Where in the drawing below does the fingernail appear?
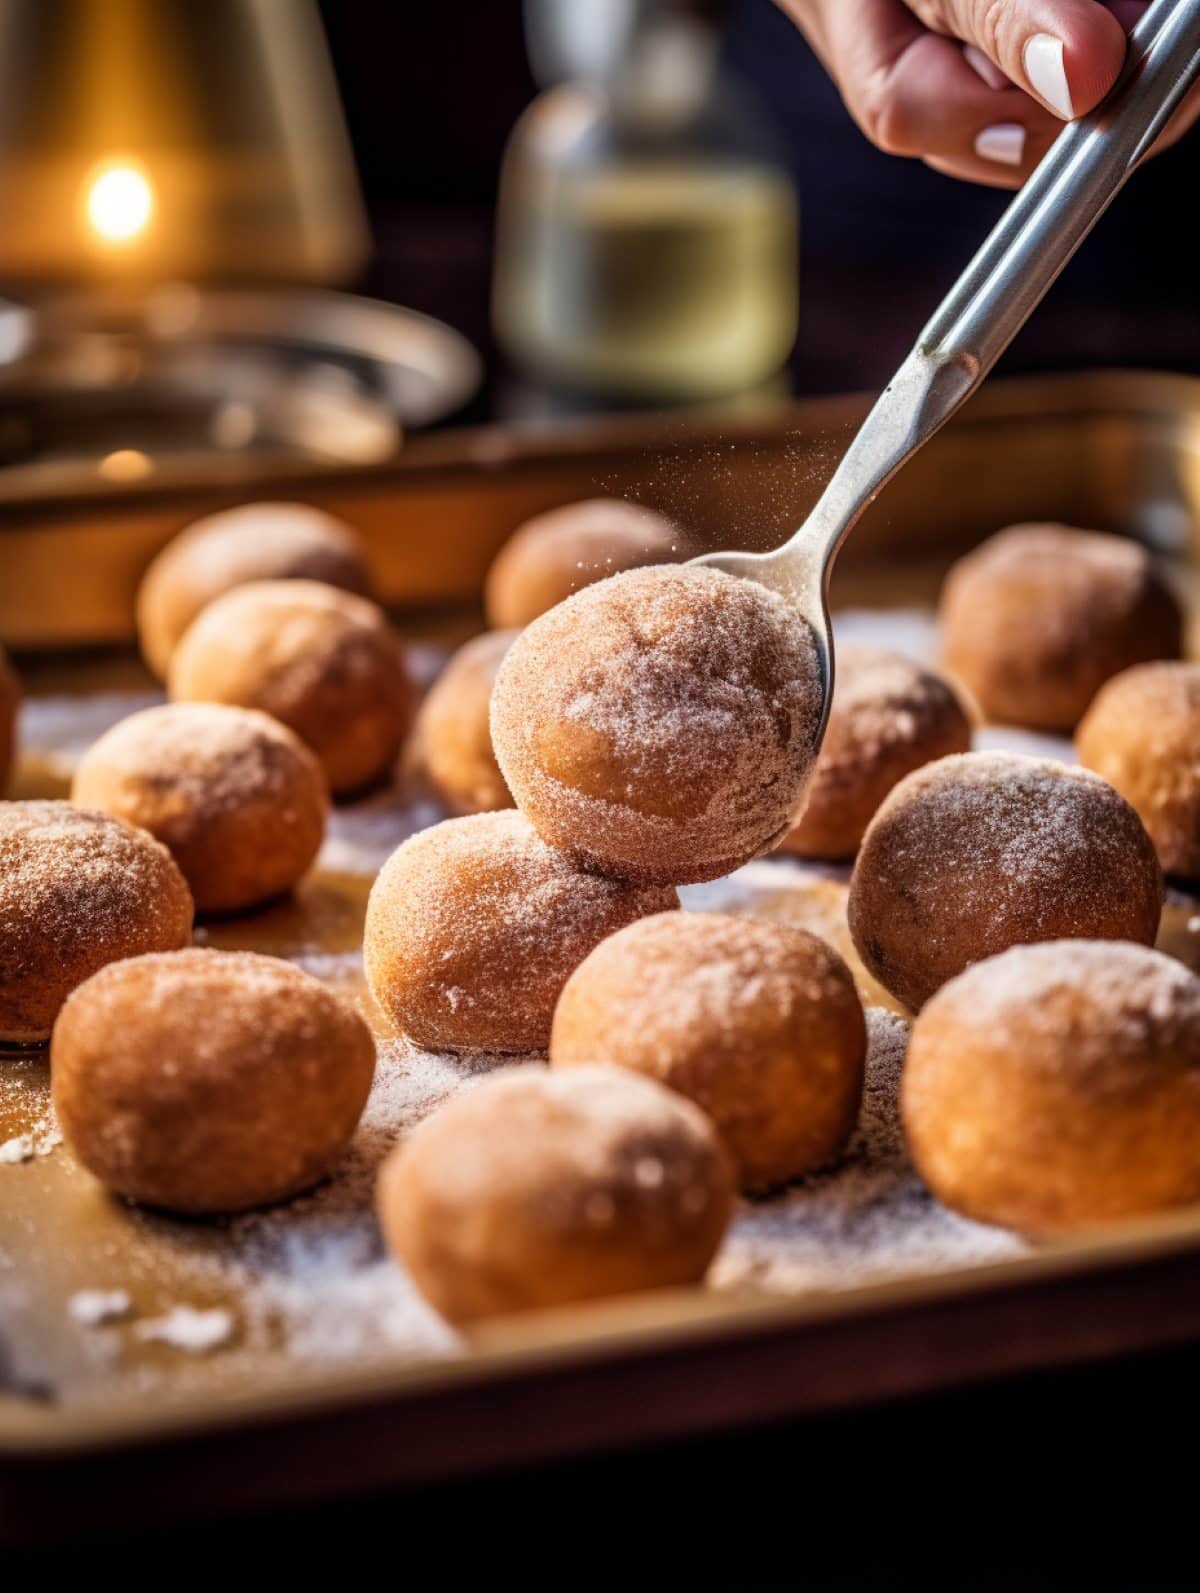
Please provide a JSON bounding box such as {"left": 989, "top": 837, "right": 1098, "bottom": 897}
{"left": 974, "top": 123, "right": 1027, "bottom": 166}
{"left": 1023, "top": 33, "right": 1074, "bottom": 119}
{"left": 964, "top": 45, "right": 1008, "bottom": 91}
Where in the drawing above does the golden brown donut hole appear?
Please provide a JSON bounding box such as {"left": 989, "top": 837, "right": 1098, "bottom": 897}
{"left": 1076, "top": 662, "right": 1200, "bottom": 880}
{"left": 52, "top": 948, "right": 375, "bottom": 1214}
{"left": 377, "top": 1063, "right": 734, "bottom": 1323}
{"left": 137, "top": 502, "right": 374, "bottom": 680}
{"left": 779, "top": 646, "right": 972, "bottom": 861}
{"left": 411, "top": 630, "right": 517, "bottom": 814}
{"left": 848, "top": 752, "right": 1162, "bottom": 1012}
{"left": 491, "top": 565, "right": 824, "bottom": 886}
{"left": 0, "top": 801, "right": 194, "bottom": 1044}
{"left": 551, "top": 911, "right": 865, "bottom": 1191}
{"left": 903, "top": 941, "right": 1200, "bottom": 1237}
{"left": 72, "top": 702, "right": 328, "bottom": 915}
{"left": 168, "top": 579, "right": 415, "bottom": 796}
{"left": 939, "top": 523, "right": 1182, "bottom": 731}
{"left": 484, "top": 498, "right": 683, "bottom": 629}
{"left": 364, "top": 810, "right": 677, "bottom": 1054}
{"left": 0, "top": 643, "right": 18, "bottom": 795}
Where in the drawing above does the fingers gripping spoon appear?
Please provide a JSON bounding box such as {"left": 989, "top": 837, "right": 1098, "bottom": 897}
{"left": 694, "top": 0, "right": 1200, "bottom": 750}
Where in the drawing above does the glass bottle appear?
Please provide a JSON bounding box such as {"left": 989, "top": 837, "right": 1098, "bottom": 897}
{"left": 493, "top": 0, "right": 799, "bottom": 403}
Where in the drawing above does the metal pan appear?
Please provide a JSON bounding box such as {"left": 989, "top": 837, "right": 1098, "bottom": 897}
{"left": 3, "top": 369, "right": 1200, "bottom": 1544}
{"left": 1, "top": 368, "right": 1197, "bottom": 649}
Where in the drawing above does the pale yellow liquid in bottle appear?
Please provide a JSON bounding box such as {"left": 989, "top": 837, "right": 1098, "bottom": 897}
{"left": 495, "top": 158, "right": 798, "bottom": 400}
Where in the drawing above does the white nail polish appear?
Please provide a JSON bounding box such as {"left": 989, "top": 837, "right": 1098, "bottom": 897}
{"left": 975, "top": 123, "right": 1027, "bottom": 166}
{"left": 964, "top": 45, "right": 1008, "bottom": 91}
{"left": 1023, "top": 33, "right": 1074, "bottom": 119}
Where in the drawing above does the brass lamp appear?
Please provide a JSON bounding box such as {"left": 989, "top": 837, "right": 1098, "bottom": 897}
{"left": 0, "top": 1, "right": 480, "bottom": 499}
{"left": 0, "top": 0, "right": 367, "bottom": 284}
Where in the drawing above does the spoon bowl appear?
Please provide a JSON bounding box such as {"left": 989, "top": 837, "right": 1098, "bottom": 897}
{"left": 691, "top": 528, "right": 834, "bottom": 748}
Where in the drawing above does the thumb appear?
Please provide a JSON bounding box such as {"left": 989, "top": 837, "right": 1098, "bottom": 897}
{"left": 921, "top": 0, "right": 1129, "bottom": 119}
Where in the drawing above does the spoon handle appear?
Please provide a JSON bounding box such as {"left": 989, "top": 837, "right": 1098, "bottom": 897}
{"left": 790, "top": 0, "right": 1200, "bottom": 573}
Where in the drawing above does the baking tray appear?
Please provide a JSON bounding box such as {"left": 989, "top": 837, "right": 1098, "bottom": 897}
{"left": 4, "top": 370, "right": 1200, "bottom": 1544}
{"left": 3, "top": 367, "right": 1199, "bottom": 649}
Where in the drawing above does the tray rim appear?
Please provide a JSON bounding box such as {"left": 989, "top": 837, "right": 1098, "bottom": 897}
{"left": 6, "top": 363, "right": 1200, "bottom": 1473}
{"left": 7, "top": 1194, "right": 1200, "bottom": 1460}
{"left": 2, "top": 364, "right": 1199, "bottom": 528}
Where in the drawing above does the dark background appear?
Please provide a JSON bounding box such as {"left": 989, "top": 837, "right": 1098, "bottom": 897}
{"left": 318, "top": 0, "right": 1200, "bottom": 403}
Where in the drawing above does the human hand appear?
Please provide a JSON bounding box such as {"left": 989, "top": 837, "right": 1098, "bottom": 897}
{"left": 775, "top": 1, "right": 1200, "bottom": 187}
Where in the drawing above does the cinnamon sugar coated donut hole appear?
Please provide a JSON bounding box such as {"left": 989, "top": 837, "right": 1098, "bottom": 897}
{"left": 1077, "top": 663, "right": 1200, "bottom": 879}
{"left": 551, "top": 912, "right": 865, "bottom": 1191}
{"left": 0, "top": 802, "right": 193, "bottom": 1043}
{"left": 52, "top": 949, "right": 375, "bottom": 1214}
{"left": 137, "top": 502, "right": 373, "bottom": 679}
{"left": 0, "top": 643, "right": 17, "bottom": 794}
{"left": 848, "top": 753, "right": 1162, "bottom": 1012}
{"left": 364, "top": 810, "right": 676, "bottom": 1054}
{"left": 491, "top": 565, "right": 823, "bottom": 886}
{"left": 377, "top": 1064, "right": 733, "bottom": 1323}
{"left": 484, "top": 498, "right": 683, "bottom": 629}
{"left": 904, "top": 941, "right": 1200, "bottom": 1237}
{"left": 779, "top": 646, "right": 972, "bottom": 860}
{"left": 939, "top": 523, "right": 1182, "bottom": 731}
{"left": 72, "top": 703, "right": 327, "bottom": 914}
{"left": 412, "top": 630, "right": 516, "bottom": 814}
{"left": 168, "top": 579, "right": 415, "bottom": 795}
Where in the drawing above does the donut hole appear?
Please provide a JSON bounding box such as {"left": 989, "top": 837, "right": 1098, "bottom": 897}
{"left": 168, "top": 579, "right": 415, "bottom": 797}
{"left": 377, "top": 1064, "right": 733, "bottom": 1323}
{"left": 904, "top": 941, "right": 1200, "bottom": 1236}
{"left": 848, "top": 751, "right": 1163, "bottom": 1011}
{"left": 72, "top": 702, "right": 328, "bottom": 915}
{"left": 491, "top": 565, "right": 824, "bottom": 885}
{"left": 0, "top": 801, "right": 194, "bottom": 1044}
{"left": 484, "top": 498, "right": 683, "bottom": 629}
{"left": 551, "top": 911, "right": 866, "bottom": 1191}
{"left": 0, "top": 644, "right": 18, "bottom": 796}
{"left": 780, "top": 646, "right": 972, "bottom": 860}
{"left": 52, "top": 949, "right": 376, "bottom": 1214}
{"left": 364, "top": 810, "right": 677, "bottom": 1054}
{"left": 412, "top": 630, "right": 516, "bottom": 815}
{"left": 137, "top": 502, "right": 373, "bottom": 679}
{"left": 939, "top": 523, "right": 1182, "bottom": 731}
{"left": 1077, "top": 661, "right": 1200, "bottom": 880}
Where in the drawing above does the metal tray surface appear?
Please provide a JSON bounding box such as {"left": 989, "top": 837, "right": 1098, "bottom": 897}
{"left": 3, "top": 370, "right": 1200, "bottom": 1539}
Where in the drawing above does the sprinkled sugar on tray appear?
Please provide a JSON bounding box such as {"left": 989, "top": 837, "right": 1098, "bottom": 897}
{"left": 11, "top": 603, "right": 1182, "bottom": 1414}
{"left": 7, "top": 376, "right": 1200, "bottom": 1545}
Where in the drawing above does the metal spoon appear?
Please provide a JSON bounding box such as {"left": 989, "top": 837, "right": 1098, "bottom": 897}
{"left": 694, "top": 0, "right": 1200, "bottom": 750}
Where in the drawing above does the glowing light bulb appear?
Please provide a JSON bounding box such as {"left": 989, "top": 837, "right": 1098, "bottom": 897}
{"left": 98, "top": 449, "right": 153, "bottom": 482}
{"left": 85, "top": 163, "right": 154, "bottom": 243}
